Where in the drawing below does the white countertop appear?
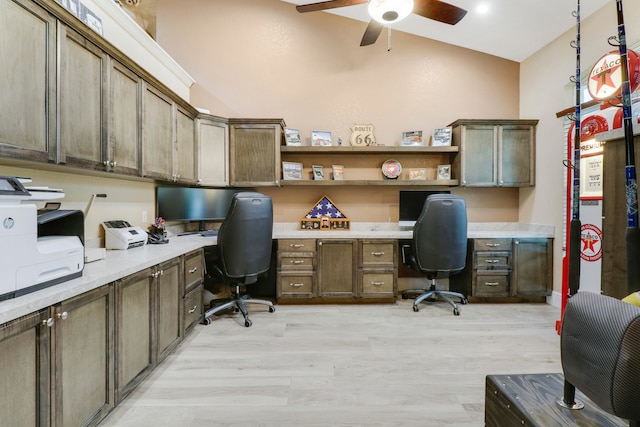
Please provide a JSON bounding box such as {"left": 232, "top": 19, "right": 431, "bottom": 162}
{"left": 0, "top": 222, "right": 554, "bottom": 325}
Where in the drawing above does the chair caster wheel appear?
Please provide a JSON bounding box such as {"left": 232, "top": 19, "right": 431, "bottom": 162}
{"left": 461, "top": 298, "right": 468, "bottom": 305}
{"left": 269, "top": 306, "right": 276, "bottom": 313}
{"left": 402, "top": 293, "right": 408, "bottom": 300}
{"left": 453, "top": 308, "right": 460, "bottom": 316}
{"left": 412, "top": 305, "right": 420, "bottom": 312}
{"left": 202, "top": 317, "right": 212, "bottom": 325}
{"left": 245, "top": 320, "right": 252, "bottom": 327}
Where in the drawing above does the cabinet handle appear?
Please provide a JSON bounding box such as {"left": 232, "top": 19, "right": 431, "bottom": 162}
{"left": 188, "top": 305, "right": 198, "bottom": 314}
{"left": 484, "top": 259, "right": 500, "bottom": 264}
{"left": 103, "top": 160, "right": 109, "bottom": 166}
{"left": 56, "top": 311, "right": 68, "bottom": 320}
{"left": 290, "top": 244, "right": 304, "bottom": 248}
{"left": 290, "top": 260, "right": 305, "bottom": 264}
{"left": 370, "top": 281, "right": 385, "bottom": 286}
{"left": 371, "top": 252, "right": 385, "bottom": 256}
{"left": 483, "top": 282, "right": 500, "bottom": 286}
{"left": 289, "top": 283, "right": 305, "bottom": 287}
{"left": 111, "top": 161, "right": 117, "bottom": 167}
{"left": 189, "top": 267, "right": 198, "bottom": 273}
{"left": 42, "top": 318, "right": 54, "bottom": 327}
{"left": 485, "top": 243, "right": 501, "bottom": 247}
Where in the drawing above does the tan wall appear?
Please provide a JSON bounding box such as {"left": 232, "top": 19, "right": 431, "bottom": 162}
{"left": 154, "top": 0, "right": 522, "bottom": 224}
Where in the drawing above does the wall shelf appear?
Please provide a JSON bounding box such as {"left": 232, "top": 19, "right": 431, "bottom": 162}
{"left": 280, "top": 179, "right": 458, "bottom": 186}
{"left": 281, "top": 146, "right": 459, "bottom": 154}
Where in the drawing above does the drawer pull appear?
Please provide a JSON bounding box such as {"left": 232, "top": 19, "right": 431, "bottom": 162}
{"left": 289, "top": 283, "right": 305, "bottom": 287}
{"left": 371, "top": 251, "right": 385, "bottom": 256}
{"left": 290, "top": 260, "right": 305, "bottom": 264}
{"left": 484, "top": 259, "right": 500, "bottom": 264}
{"left": 483, "top": 282, "right": 500, "bottom": 286}
{"left": 485, "top": 243, "right": 501, "bottom": 247}
{"left": 188, "top": 267, "right": 198, "bottom": 273}
{"left": 188, "top": 305, "right": 198, "bottom": 314}
{"left": 290, "top": 244, "right": 304, "bottom": 248}
{"left": 370, "top": 281, "right": 385, "bottom": 286}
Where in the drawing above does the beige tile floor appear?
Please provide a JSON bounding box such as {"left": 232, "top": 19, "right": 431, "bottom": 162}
{"left": 100, "top": 299, "right": 562, "bottom": 426}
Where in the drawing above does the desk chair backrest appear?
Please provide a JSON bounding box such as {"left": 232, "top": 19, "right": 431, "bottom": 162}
{"left": 561, "top": 291, "right": 640, "bottom": 422}
{"left": 217, "top": 192, "right": 273, "bottom": 285}
{"left": 412, "top": 194, "right": 467, "bottom": 276}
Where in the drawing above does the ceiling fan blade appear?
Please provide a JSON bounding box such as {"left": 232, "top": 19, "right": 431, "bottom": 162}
{"left": 360, "top": 20, "right": 384, "bottom": 46}
{"left": 413, "top": 0, "right": 467, "bottom": 25}
{"left": 296, "top": 0, "right": 368, "bottom": 13}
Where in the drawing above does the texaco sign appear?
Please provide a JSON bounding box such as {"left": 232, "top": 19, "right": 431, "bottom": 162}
{"left": 587, "top": 50, "right": 640, "bottom": 101}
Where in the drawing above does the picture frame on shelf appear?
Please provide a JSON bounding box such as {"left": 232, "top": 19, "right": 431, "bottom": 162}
{"left": 284, "top": 128, "right": 302, "bottom": 146}
{"left": 312, "top": 165, "right": 325, "bottom": 180}
{"left": 432, "top": 127, "right": 452, "bottom": 146}
{"left": 408, "top": 168, "right": 427, "bottom": 180}
{"left": 437, "top": 164, "right": 451, "bottom": 180}
{"left": 332, "top": 165, "right": 344, "bottom": 180}
{"left": 401, "top": 131, "right": 423, "bottom": 146}
{"left": 282, "top": 161, "right": 303, "bottom": 180}
{"left": 311, "top": 130, "right": 333, "bottom": 146}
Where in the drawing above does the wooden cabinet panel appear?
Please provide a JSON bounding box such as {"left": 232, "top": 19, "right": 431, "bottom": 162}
{"left": 156, "top": 258, "right": 182, "bottom": 363}
{"left": 229, "top": 119, "right": 284, "bottom": 186}
{"left": 59, "top": 25, "right": 106, "bottom": 168}
{"left": 184, "top": 284, "right": 203, "bottom": 334}
{"left": 361, "top": 241, "right": 395, "bottom": 266}
{"left": 278, "top": 253, "right": 315, "bottom": 271}
{"left": 474, "top": 274, "right": 510, "bottom": 297}
{"left": 184, "top": 249, "right": 204, "bottom": 293}
{"left": 197, "top": 115, "right": 229, "bottom": 186}
{"left": 54, "top": 285, "right": 114, "bottom": 427}
{"left": 175, "top": 107, "right": 196, "bottom": 183}
{"left": 115, "top": 270, "right": 153, "bottom": 403}
{"left": 512, "top": 238, "right": 552, "bottom": 296}
{"left": 451, "top": 119, "right": 537, "bottom": 187}
{"left": 0, "top": 309, "right": 50, "bottom": 427}
{"left": 108, "top": 59, "right": 140, "bottom": 175}
{"left": 361, "top": 272, "right": 395, "bottom": 298}
{"left": 142, "top": 84, "right": 174, "bottom": 180}
{"left": 317, "top": 239, "right": 357, "bottom": 297}
{"left": 278, "top": 273, "right": 315, "bottom": 297}
{"left": 0, "top": 0, "right": 56, "bottom": 162}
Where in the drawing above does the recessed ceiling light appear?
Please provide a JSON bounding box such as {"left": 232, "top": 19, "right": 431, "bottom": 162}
{"left": 476, "top": 3, "right": 490, "bottom": 14}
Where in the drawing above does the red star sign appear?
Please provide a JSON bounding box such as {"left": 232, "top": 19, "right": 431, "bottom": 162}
{"left": 590, "top": 58, "right": 621, "bottom": 94}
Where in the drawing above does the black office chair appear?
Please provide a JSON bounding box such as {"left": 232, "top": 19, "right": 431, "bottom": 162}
{"left": 203, "top": 192, "right": 275, "bottom": 327}
{"left": 559, "top": 292, "right": 640, "bottom": 426}
{"left": 401, "top": 194, "right": 468, "bottom": 315}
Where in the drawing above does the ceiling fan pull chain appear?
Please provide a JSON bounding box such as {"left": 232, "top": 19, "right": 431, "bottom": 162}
{"left": 387, "top": 27, "right": 392, "bottom": 51}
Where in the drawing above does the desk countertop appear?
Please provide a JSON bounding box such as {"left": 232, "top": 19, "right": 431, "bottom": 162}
{"left": 0, "top": 222, "right": 554, "bottom": 324}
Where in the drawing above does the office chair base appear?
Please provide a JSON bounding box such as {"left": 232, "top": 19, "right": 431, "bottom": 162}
{"left": 203, "top": 294, "right": 275, "bottom": 327}
{"left": 404, "top": 285, "right": 467, "bottom": 316}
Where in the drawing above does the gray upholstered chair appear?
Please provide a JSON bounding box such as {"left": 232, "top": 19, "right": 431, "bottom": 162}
{"left": 401, "top": 194, "right": 468, "bottom": 315}
{"left": 203, "top": 192, "right": 275, "bottom": 327}
{"left": 560, "top": 291, "right": 640, "bottom": 426}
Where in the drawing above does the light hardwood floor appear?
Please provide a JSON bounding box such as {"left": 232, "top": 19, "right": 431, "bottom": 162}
{"left": 100, "top": 300, "right": 562, "bottom": 426}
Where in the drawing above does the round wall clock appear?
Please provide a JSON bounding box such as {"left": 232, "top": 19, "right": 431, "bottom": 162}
{"left": 382, "top": 159, "right": 402, "bottom": 179}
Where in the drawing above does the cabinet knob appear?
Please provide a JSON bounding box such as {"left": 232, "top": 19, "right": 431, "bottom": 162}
{"left": 42, "top": 318, "right": 54, "bottom": 327}
{"left": 111, "top": 161, "right": 117, "bottom": 167}
{"left": 57, "top": 311, "right": 68, "bottom": 320}
{"left": 103, "top": 160, "right": 109, "bottom": 166}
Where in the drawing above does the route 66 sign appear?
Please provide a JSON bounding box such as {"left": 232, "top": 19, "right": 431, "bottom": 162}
{"left": 350, "top": 124, "right": 377, "bottom": 146}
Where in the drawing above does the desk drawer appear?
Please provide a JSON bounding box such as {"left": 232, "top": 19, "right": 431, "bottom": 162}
{"left": 279, "top": 239, "right": 316, "bottom": 252}
{"left": 184, "top": 284, "right": 203, "bottom": 332}
{"left": 474, "top": 274, "right": 509, "bottom": 296}
{"left": 361, "top": 242, "right": 395, "bottom": 266}
{"left": 278, "top": 253, "right": 315, "bottom": 271}
{"left": 475, "top": 253, "right": 511, "bottom": 270}
{"left": 278, "top": 273, "right": 314, "bottom": 297}
{"left": 184, "top": 250, "right": 204, "bottom": 292}
{"left": 474, "top": 239, "right": 511, "bottom": 252}
{"left": 361, "top": 272, "right": 395, "bottom": 297}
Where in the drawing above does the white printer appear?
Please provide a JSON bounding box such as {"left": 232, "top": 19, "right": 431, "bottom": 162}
{"left": 0, "top": 176, "right": 84, "bottom": 301}
{"left": 102, "top": 220, "right": 147, "bottom": 250}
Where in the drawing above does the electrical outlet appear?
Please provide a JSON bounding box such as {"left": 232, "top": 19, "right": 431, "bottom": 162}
{"left": 142, "top": 210, "right": 148, "bottom": 223}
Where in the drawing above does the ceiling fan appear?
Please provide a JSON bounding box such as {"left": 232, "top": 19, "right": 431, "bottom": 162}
{"left": 296, "top": 0, "right": 467, "bottom": 46}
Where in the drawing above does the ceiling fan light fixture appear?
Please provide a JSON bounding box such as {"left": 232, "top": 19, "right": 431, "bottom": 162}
{"left": 368, "top": 0, "right": 414, "bottom": 25}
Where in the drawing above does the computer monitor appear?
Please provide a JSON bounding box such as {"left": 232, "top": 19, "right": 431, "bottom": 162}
{"left": 398, "top": 190, "right": 451, "bottom": 228}
{"left": 156, "top": 186, "right": 244, "bottom": 231}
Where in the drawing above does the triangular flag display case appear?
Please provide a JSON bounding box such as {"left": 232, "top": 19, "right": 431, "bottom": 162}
{"left": 300, "top": 195, "right": 350, "bottom": 231}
